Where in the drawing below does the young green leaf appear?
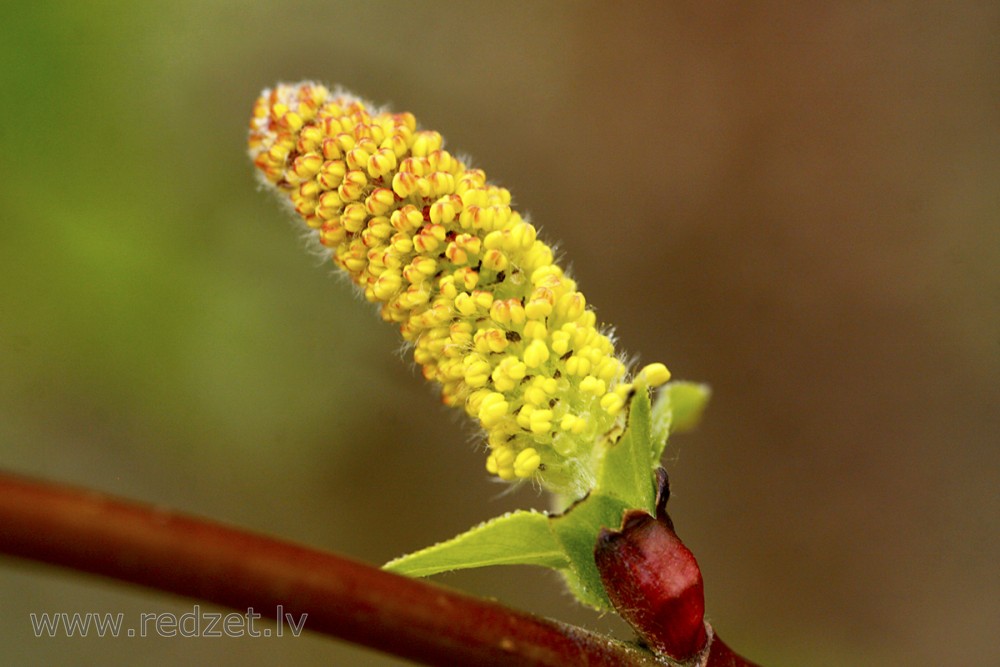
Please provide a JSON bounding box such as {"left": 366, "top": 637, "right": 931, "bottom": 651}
{"left": 383, "top": 510, "right": 568, "bottom": 578}
{"left": 596, "top": 388, "right": 657, "bottom": 515}
{"left": 383, "top": 389, "right": 675, "bottom": 611}
{"left": 650, "top": 382, "right": 711, "bottom": 463}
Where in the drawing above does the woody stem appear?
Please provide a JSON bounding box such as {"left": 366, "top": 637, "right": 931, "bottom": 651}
{"left": 0, "top": 470, "right": 665, "bottom": 667}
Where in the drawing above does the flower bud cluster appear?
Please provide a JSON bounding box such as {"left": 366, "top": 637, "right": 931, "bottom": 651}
{"left": 249, "top": 82, "right": 670, "bottom": 494}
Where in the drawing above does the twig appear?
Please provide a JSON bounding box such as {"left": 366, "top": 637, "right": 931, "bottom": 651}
{"left": 0, "top": 470, "right": 668, "bottom": 666}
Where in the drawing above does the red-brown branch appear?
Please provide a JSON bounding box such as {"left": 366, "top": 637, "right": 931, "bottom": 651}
{"left": 0, "top": 470, "right": 669, "bottom": 666}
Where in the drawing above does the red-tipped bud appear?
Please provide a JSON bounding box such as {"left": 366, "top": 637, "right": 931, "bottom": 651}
{"left": 594, "top": 470, "right": 708, "bottom": 661}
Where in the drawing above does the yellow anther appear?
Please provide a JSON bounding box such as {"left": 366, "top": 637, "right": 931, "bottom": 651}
{"left": 596, "top": 357, "right": 626, "bottom": 383}
{"left": 321, "top": 116, "right": 343, "bottom": 137}
{"left": 455, "top": 233, "right": 481, "bottom": 255}
{"left": 491, "top": 356, "right": 527, "bottom": 392}
{"left": 465, "top": 388, "right": 491, "bottom": 416}
{"left": 523, "top": 320, "right": 548, "bottom": 340}
{"left": 482, "top": 249, "right": 509, "bottom": 273}
{"left": 320, "top": 137, "right": 343, "bottom": 161}
{"left": 453, "top": 293, "right": 475, "bottom": 316}
{"left": 565, "top": 355, "right": 591, "bottom": 377}
{"left": 513, "top": 448, "right": 541, "bottom": 478}
{"left": 454, "top": 267, "right": 479, "bottom": 291}
{"left": 345, "top": 146, "right": 372, "bottom": 171}
{"left": 549, "top": 330, "right": 571, "bottom": 356}
{"left": 529, "top": 409, "right": 554, "bottom": 435}
{"left": 471, "top": 290, "right": 493, "bottom": 311}
{"left": 293, "top": 194, "right": 317, "bottom": 218}
{"left": 317, "top": 160, "right": 347, "bottom": 190}
{"left": 463, "top": 354, "right": 492, "bottom": 388}
{"left": 478, "top": 392, "right": 509, "bottom": 428}
{"left": 297, "top": 125, "right": 324, "bottom": 153}
{"left": 361, "top": 217, "right": 393, "bottom": 247}
{"left": 427, "top": 149, "right": 455, "bottom": 173}
{"left": 372, "top": 270, "right": 402, "bottom": 301}
{"left": 445, "top": 241, "right": 469, "bottom": 266}
{"left": 448, "top": 320, "right": 474, "bottom": 347}
{"left": 289, "top": 152, "right": 323, "bottom": 182}
{"left": 391, "top": 233, "right": 413, "bottom": 254}
{"left": 531, "top": 265, "right": 562, "bottom": 286}
{"left": 636, "top": 362, "right": 671, "bottom": 388}
{"left": 399, "top": 156, "right": 427, "bottom": 176}
{"left": 367, "top": 147, "right": 398, "bottom": 178}
{"left": 320, "top": 223, "right": 347, "bottom": 247}
{"left": 334, "top": 131, "right": 356, "bottom": 153}
{"left": 510, "top": 221, "right": 537, "bottom": 249}
{"left": 430, "top": 198, "right": 458, "bottom": 225}
{"left": 392, "top": 170, "right": 419, "bottom": 198}
{"left": 482, "top": 230, "right": 504, "bottom": 250}
{"left": 560, "top": 414, "right": 587, "bottom": 435}
{"left": 613, "top": 383, "right": 633, "bottom": 399}
{"left": 521, "top": 242, "right": 554, "bottom": 272}
{"left": 411, "top": 130, "right": 443, "bottom": 157}
{"left": 516, "top": 405, "right": 534, "bottom": 429}
{"left": 474, "top": 328, "right": 509, "bottom": 354}
{"left": 341, "top": 203, "right": 368, "bottom": 233}
{"left": 393, "top": 111, "right": 417, "bottom": 132}
{"left": 403, "top": 256, "right": 438, "bottom": 284}
{"left": 338, "top": 170, "right": 368, "bottom": 202}
{"left": 524, "top": 298, "right": 553, "bottom": 321}
{"left": 523, "top": 339, "right": 550, "bottom": 369}
{"left": 555, "top": 292, "right": 586, "bottom": 322}
{"left": 486, "top": 444, "right": 516, "bottom": 479}
{"left": 389, "top": 205, "right": 423, "bottom": 232}
{"left": 299, "top": 179, "right": 320, "bottom": 201}
{"left": 581, "top": 346, "right": 604, "bottom": 365}
{"left": 438, "top": 275, "right": 457, "bottom": 299}
{"left": 427, "top": 172, "right": 456, "bottom": 198}
{"left": 282, "top": 111, "right": 304, "bottom": 131}
{"left": 365, "top": 188, "right": 396, "bottom": 216}
{"left": 384, "top": 132, "right": 410, "bottom": 158}
{"left": 460, "top": 205, "right": 496, "bottom": 230}
{"left": 396, "top": 285, "right": 430, "bottom": 309}
{"left": 413, "top": 224, "right": 446, "bottom": 254}
{"left": 600, "top": 392, "right": 625, "bottom": 416}
{"left": 579, "top": 375, "right": 606, "bottom": 397}
{"left": 489, "top": 298, "right": 526, "bottom": 327}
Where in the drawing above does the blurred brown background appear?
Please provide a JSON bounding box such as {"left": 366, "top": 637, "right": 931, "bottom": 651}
{"left": 1, "top": 2, "right": 997, "bottom": 665}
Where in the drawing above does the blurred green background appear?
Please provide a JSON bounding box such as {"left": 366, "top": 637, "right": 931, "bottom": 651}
{"left": 1, "top": 2, "right": 997, "bottom": 665}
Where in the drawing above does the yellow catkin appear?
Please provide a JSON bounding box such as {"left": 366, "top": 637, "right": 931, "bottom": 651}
{"left": 249, "top": 82, "right": 670, "bottom": 495}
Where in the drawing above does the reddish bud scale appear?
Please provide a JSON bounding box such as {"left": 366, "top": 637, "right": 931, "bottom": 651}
{"left": 594, "top": 470, "right": 708, "bottom": 662}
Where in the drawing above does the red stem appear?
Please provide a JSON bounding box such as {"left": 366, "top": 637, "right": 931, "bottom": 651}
{"left": 705, "top": 633, "right": 762, "bottom": 667}
{"left": 0, "top": 470, "right": 668, "bottom": 666}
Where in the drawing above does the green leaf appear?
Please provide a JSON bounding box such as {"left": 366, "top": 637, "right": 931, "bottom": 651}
{"left": 383, "top": 388, "right": 679, "bottom": 611}
{"left": 596, "top": 388, "right": 657, "bottom": 514}
{"left": 650, "top": 381, "right": 711, "bottom": 462}
{"left": 664, "top": 382, "right": 711, "bottom": 434}
{"left": 550, "top": 492, "right": 630, "bottom": 609}
{"left": 383, "top": 510, "right": 568, "bottom": 577}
